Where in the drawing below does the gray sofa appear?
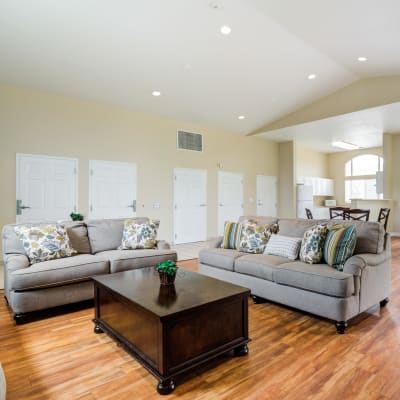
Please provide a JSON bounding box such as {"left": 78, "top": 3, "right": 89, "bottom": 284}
{"left": 2, "top": 218, "right": 177, "bottom": 323}
{"left": 199, "top": 216, "right": 391, "bottom": 333}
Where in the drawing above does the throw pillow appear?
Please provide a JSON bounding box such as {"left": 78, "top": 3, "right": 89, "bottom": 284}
{"left": 299, "top": 224, "right": 328, "bottom": 264}
{"left": 264, "top": 234, "right": 302, "bottom": 260}
{"left": 14, "top": 224, "right": 77, "bottom": 264}
{"left": 221, "top": 221, "right": 242, "bottom": 249}
{"left": 323, "top": 225, "right": 357, "bottom": 271}
{"left": 238, "top": 220, "right": 271, "bottom": 254}
{"left": 119, "top": 219, "right": 159, "bottom": 250}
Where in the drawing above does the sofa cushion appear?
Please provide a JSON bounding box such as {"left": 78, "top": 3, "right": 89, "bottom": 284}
{"left": 221, "top": 221, "right": 242, "bottom": 249}
{"left": 2, "top": 221, "right": 91, "bottom": 255}
{"left": 264, "top": 234, "right": 302, "bottom": 260}
{"left": 87, "top": 218, "right": 153, "bottom": 253}
{"left": 198, "top": 248, "right": 245, "bottom": 271}
{"left": 239, "top": 216, "right": 278, "bottom": 228}
{"left": 119, "top": 219, "right": 159, "bottom": 250}
{"left": 14, "top": 224, "right": 77, "bottom": 264}
{"left": 299, "top": 223, "right": 328, "bottom": 264}
{"left": 9, "top": 254, "right": 109, "bottom": 291}
{"left": 276, "top": 218, "right": 323, "bottom": 238}
{"left": 274, "top": 261, "right": 355, "bottom": 298}
{"left": 234, "top": 254, "right": 293, "bottom": 281}
{"left": 97, "top": 249, "right": 177, "bottom": 273}
{"left": 238, "top": 220, "right": 272, "bottom": 254}
{"left": 326, "top": 220, "right": 384, "bottom": 255}
{"left": 324, "top": 225, "right": 356, "bottom": 270}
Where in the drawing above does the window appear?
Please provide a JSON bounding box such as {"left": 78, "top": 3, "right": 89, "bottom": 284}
{"left": 345, "top": 154, "right": 383, "bottom": 202}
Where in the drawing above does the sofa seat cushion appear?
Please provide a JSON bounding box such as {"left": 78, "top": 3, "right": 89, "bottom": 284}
{"left": 274, "top": 261, "right": 355, "bottom": 298}
{"left": 198, "top": 248, "right": 245, "bottom": 271}
{"left": 97, "top": 249, "right": 178, "bottom": 273}
{"left": 234, "top": 254, "right": 293, "bottom": 281}
{"left": 9, "top": 254, "right": 109, "bottom": 291}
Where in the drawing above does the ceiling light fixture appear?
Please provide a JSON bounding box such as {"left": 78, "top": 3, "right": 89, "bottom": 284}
{"left": 332, "top": 141, "right": 360, "bottom": 150}
{"left": 238, "top": 115, "right": 245, "bottom": 120}
{"left": 307, "top": 74, "right": 316, "bottom": 80}
{"left": 220, "top": 25, "right": 231, "bottom": 35}
{"left": 357, "top": 56, "right": 367, "bottom": 62}
{"left": 152, "top": 91, "right": 161, "bottom": 97}
{"left": 209, "top": 1, "right": 223, "bottom": 10}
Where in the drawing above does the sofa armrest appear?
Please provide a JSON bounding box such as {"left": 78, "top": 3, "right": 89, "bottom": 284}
{"left": 3, "top": 254, "right": 30, "bottom": 272}
{"left": 208, "top": 236, "right": 223, "bottom": 248}
{"left": 343, "top": 250, "right": 390, "bottom": 276}
{"left": 156, "top": 240, "right": 171, "bottom": 250}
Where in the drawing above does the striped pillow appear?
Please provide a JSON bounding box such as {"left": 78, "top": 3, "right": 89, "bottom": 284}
{"left": 323, "top": 225, "right": 356, "bottom": 270}
{"left": 221, "top": 221, "right": 242, "bottom": 249}
{"left": 264, "top": 234, "right": 302, "bottom": 260}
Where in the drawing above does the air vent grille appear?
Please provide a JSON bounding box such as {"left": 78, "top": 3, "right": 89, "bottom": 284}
{"left": 177, "top": 130, "right": 203, "bottom": 152}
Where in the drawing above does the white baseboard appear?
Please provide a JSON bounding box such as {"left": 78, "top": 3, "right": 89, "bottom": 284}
{"left": 390, "top": 232, "right": 400, "bottom": 237}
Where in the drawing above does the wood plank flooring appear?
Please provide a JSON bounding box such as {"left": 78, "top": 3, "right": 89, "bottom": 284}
{"left": 1, "top": 242, "right": 400, "bottom": 399}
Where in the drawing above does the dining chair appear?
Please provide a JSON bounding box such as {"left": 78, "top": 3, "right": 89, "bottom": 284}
{"left": 305, "top": 208, "right": 313, "bottom": 219}
{"left": 329, "top": 207, "right": 349, "bottom": 220}
{"left": 344, "top": 208, "right": 370, "bottom": 221}
{"left": 377, "top": 208, "right": 390, "bottom": 231}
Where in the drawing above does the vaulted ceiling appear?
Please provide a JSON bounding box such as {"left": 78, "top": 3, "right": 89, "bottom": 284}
{"left": 0, "top": 0, "right": 399, "bottom": 151}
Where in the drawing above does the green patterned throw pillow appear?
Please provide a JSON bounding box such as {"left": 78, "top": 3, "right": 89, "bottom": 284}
{"left": 239, "top": 220, "right": 272, "bottom": 254}
{"left": 323, "top": 225, "right": 357, "bottom": 270}
{"left": 119, "top": 219, "right": 159, "bottom": 250}
{"left": 14, "top": 224, "right": 77, "bottom": 264}
{"left": 300, "top": 224, "right": 328, "bottom": 264}
{"left": 221, "top": 221, "right": 242, "bottom": 249}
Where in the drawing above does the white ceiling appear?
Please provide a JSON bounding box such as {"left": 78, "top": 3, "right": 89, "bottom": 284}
{"left": 257, "top": 102, "right": 400, "bottom": 153}
{"left": 0, "top": 0, "right": 399, "bottom": 149}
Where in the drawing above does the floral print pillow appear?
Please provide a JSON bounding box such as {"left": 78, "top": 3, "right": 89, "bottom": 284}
{"left": 239, "top": 220, "right": 272, "bottom": 254}
{"left": 119, "top": 219, "right": 159, "bottom": 250}
{"left": 14, "top": 224, "right": 77, "bottom": 264}
{"left": 299, "top": 224, "right": 328, "bottom": 264}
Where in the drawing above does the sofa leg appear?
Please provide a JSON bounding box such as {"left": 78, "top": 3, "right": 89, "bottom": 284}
{"left": 380, "top": 298, "right": 389, "bottom": 307}
{"left": 335, "top": 321, "right": 348, "bottom": 334}
{"left": 251, "top": 295, "right": 267, "bottom": 304}
{"left": 14, "top": 313, "right": 29, "bottom": 325}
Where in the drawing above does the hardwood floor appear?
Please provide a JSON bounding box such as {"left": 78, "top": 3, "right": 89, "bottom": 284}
{"left": 1, "top": 244, "right": 400, "bottom": 399}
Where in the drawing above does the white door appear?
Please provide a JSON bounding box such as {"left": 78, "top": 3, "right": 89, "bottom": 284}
{"left": 89, "top": 160, "right": 137, "bottom": 219}
{"left": 218, "top": 171, "right": 244, "bottom": 235}
{"left": 256, "top": 175, "right": 277, "bottom": 217}
{"left": 174, "top": 168, "right": 207, "bottom": 244}
{"left": 16, "top": 153, "right": 78, "bottom": 223}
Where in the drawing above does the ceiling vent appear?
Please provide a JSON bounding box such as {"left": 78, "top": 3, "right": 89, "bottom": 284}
{"left": 177, "top": 130, "right": 203, "bottom": 152}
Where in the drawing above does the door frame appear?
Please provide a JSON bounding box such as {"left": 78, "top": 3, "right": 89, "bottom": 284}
{"left": 16, "top": 153, "right": 78, "bottom": 223}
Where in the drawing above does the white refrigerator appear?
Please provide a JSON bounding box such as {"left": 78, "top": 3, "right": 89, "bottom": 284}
{"left": 296, "top": 184, "right": 313, "bottom": 218}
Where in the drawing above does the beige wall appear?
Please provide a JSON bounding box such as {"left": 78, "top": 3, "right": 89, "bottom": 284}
{"left": 327, "top": 147, "right": 383, "bottom": 207}
{"left": 278, "top": 141, "right": 296, "bottom": 218}
{"left": 0, "top": 83, "right": 279, "bottom": 244}
{"left": 295, "top": 143, "right": 328, "bottom": 178}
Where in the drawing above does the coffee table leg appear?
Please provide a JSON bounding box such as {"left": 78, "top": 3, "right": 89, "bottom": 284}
{"left": 234, "top": 344, "right": 249, "bottom": 357}
{"left": 94, "top": 324, "right": 103, "bottom": 334}
{"left": 157, "top": 378, "right": 175, "bottom": 395}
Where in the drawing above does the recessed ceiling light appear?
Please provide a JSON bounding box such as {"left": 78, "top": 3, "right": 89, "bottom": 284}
{"left": 152, "top": 91, "right": 161, "bottom": 97}
{"left": 358, "top": 56, "right": 367, "bottom": 62}
{"left": 332, "top": 141, "right": 360, "bottom": 150}
{"left": 307, "top": 74, "right": 317, "bottom": 80}
{"left": 209, "top": 1, "right": 223, "bottom": 10}
{"left": 238, "top": 115, "right": 245, "bottom": 120}
{"left": 220, "top": 25, "right": 231, "bottom": 35}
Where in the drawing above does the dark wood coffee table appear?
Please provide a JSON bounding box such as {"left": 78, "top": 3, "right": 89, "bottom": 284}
{"left": 92, "top": 267, "right": 250, "bottom": 395}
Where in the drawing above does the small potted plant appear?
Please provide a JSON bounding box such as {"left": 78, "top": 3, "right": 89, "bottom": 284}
{"left": 156, "top": 260, "right": 178, "bottom": 286}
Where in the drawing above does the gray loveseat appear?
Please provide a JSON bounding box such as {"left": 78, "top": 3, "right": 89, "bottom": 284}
{"left": 2, "top": 218, "right": 177, "bottom": 323}
{"left": 199, "top": 216, "right": 391, "bottom": 333}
